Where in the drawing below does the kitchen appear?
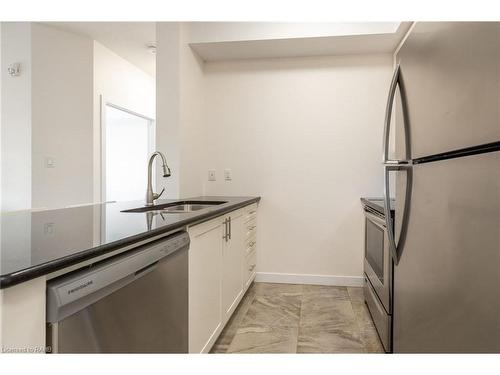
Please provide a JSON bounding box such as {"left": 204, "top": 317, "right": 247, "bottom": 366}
{"left": 1, "top": 1, "right": 499, "bottom": 371}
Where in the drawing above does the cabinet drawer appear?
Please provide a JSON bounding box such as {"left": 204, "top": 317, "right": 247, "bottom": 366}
{"left": 245, "top": 238, "right": 257, "bottom": 258}
{"left": 245, "top": 251, "right": 257, "bottom": 286}
{"left": 364, "top": 276, "right": 391, "bottom": 353}
{"left": 244, "top": 205, "right": 258, "bottom": 223}
{"left": 245, "top": 218, "right": 257, "bottom": 237}
{"left": 245, "top": 232, "right": 257, "bottom": 246}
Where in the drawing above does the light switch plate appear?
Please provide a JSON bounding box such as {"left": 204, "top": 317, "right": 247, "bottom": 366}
{"left": 45, "top": 157, "right": 55, "bottom": 168}
{"left": 224, "top": 169, "right": 232, "bottom": 181}
{"left": 208, "top": 169, "right": 216, "bottom": 181}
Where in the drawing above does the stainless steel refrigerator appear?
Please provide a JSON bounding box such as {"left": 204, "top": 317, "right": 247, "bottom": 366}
{"left": 383, "top": 22, "right": 500, "bottom": 353}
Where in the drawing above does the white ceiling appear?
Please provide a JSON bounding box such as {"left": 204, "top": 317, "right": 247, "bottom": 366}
{"left": 45, "top": 22, "right": 156, "bottom": 76}
{"left": 42, "top": 22, "right": 411, "bottom": 72}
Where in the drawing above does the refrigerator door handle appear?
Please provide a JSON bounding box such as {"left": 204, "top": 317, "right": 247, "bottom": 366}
{"left": 384, "top": 164, "right": 413, "bottom": 265}
{"left": 382, "top": 63, "right": 413, "bottom": 265}
{"left": 382, "top": 64, "right": 411, "bottom": 164}
{"left": 383, "top": 64, "right": 400, "bottom": 163}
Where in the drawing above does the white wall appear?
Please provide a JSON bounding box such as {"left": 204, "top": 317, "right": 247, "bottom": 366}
{"left": 1, "top": 22, "right": 93, "bottom": 210}
{"left": 155, "top": 23, "right": 394, "bottom": 281}
{"left": 30, "top": 23, "right": 94, "bottom": 209}
{"left": 93, "top": 42, "right": 155, "bottom": 119}
{"left": 156, "top": 23, "right": 182, "bottom": 199}
{"left": 1, "top": 23, "right": 32, "bottom": 211}
{"left": 202, "top": 54, "right": 393, "bottom": 280}
{"left": 2, "top": 23, "right": 156, "bottom": 210}
{"left": 93, "top": 41, "right": 155, "bottom": 202}
{"left": 178, "top": 24, "right": 206, "bottom": 198}
{"left": 156, "top": 23, "right": 205, "bottom": 200}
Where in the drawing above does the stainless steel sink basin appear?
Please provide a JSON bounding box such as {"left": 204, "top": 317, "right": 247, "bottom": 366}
{"left": 121, "top": 200, "right": 227, "bottom": 213}
{"left": 161, "top": 203, "right": 218, "bottom": 213}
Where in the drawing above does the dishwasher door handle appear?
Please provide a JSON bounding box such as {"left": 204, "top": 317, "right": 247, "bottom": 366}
{"left": 134, "top": 261, "right": 159, "bottom": 278}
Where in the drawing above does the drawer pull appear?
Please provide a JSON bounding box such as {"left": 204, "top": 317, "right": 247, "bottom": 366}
{"left": 248, "top": 211, "right": 257, "bottom": 215}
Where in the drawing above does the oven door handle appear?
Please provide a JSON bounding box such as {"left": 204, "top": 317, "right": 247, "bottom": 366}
{"left": 384, "top": 164, "right": 413, "bottom": 265}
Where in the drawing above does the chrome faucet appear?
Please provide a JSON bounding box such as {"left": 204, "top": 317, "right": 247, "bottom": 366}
{"left": 146, "top": 151, "right": 171, "bottom": 206}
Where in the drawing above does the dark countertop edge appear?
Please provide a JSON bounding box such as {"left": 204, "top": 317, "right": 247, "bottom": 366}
{"left": 0, "top": 197, "right": 260, "bottom": 290}
{"left": 360, "top": 197, "right": 394, "bottom": 218}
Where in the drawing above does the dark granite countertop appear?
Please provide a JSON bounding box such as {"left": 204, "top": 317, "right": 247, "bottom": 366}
{"left": 1, "top": 196, "right": 260, "bottom": 289}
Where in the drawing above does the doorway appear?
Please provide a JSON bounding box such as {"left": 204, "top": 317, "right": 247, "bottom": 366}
{"left": 101, "top": 103, "right": 155, "bottom": 202}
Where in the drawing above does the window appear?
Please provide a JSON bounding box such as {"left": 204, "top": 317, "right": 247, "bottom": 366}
{"left": 103, "top": 104, "right": 154, "bottom": 202}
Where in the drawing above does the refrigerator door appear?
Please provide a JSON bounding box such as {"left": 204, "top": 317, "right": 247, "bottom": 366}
{"left": 396, "top": 22, "right": 500, "bottom": 159}
{"left": 393, "top": 151, "right": 500, "bottom": 353}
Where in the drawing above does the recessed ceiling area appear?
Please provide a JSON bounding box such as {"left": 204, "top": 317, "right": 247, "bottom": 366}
{"left": 187, "top": 22, "right": 404, "bottom": 43}
{"left": 189, "top": 22, "right": 412, "bottom": 61}
{"left": 45, "top": 22, "right": 156, "bottom": 76}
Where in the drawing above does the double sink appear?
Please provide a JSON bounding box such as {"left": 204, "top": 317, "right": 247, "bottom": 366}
{"left": 122, "top": 200, "right": 227, "bottom": 214}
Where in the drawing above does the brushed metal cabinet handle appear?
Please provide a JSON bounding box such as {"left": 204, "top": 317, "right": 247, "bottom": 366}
{"left": 223, "top": 218, "right": 228, "bottom": 241}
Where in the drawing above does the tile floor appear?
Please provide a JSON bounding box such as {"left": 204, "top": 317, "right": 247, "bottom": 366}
{"left": 210, "top": 282, "right": 384, "bottom": 354}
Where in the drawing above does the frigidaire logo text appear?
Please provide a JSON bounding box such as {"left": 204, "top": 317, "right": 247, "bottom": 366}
{"left": 67, "top": 280, "right": 93, "bottom": 295}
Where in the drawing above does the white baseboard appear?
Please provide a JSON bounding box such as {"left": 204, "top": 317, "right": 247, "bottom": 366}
{"left": 254, "top": 272, "right": 364, "bottom": 287}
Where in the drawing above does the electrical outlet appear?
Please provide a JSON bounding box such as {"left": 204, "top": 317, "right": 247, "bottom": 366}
{"left": 208, "top": 169, "right": 216, "bottom": 181}
{"left": 224, "top": 169, "right": 232, "bottom": 181}
{"left": 44, "top": 223, "right": 55, "bottom": 237}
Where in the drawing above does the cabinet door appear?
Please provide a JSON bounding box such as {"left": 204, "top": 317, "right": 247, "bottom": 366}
{"left": 221, "top": 211, "right": 244, "bottom": 317}
{"left": 188, "top": 219, "right": 223, "bottom": 353}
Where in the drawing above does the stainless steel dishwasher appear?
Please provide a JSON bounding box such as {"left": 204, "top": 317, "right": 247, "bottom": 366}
{"left": 46, "top": 231, "right": 189, "bottom": 353}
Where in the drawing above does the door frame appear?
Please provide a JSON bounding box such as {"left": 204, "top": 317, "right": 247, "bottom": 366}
{"left": 99, "top": 95, "right": 156, "bottom": 203}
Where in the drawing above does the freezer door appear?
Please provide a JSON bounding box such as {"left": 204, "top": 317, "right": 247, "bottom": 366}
{"left": 393, "top": 151, "right": 500, "bottom": 353}
{"left": 396, "top": 22, "right": 500, "bottom": 159}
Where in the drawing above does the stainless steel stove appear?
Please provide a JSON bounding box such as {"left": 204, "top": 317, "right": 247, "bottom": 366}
{"left": 361, "top": 197, "right": 394, "bottom": 353}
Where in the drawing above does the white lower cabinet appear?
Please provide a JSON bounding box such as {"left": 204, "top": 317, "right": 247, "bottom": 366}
{"left": 187, "top": 203, "right": 258, "bottom": 353}
{"left": 222, "top": 210, "right": 244, "bottom": 316}
{"left": 188, "top": 217, "right": 223, "bottom": 354}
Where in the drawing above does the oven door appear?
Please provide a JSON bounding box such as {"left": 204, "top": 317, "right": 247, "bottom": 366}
{"left": 363, "top": 209, "right": 392, "bottom": 313}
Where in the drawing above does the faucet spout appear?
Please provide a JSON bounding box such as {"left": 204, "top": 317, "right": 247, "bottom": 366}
{"left": 146, "top": 151, "right": 171, "bottom": 206}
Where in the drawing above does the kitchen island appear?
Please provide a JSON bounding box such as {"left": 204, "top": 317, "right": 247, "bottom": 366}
{"left": 0, "top": 196, "right": 260, "bottom": 352}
